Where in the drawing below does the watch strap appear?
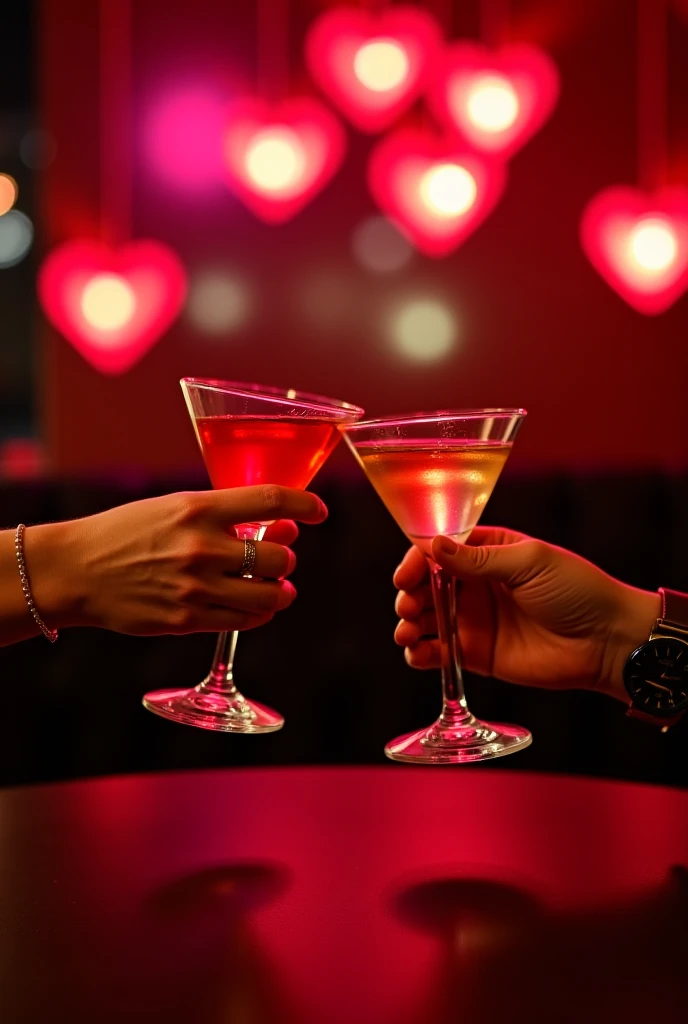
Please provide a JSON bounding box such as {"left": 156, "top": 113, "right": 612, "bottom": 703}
{"left": 659, "top": 588, "right": 688, "bottom": 635}
{"left": 626, "top": 707, "right": 683, "bottom": 733}
{"left": 626, "top": 587, "right": 688, "bottom": 731}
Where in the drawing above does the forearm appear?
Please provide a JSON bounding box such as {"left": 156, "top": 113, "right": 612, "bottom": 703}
{"left": 0, "top": 522, "right": 85, "bottom": 646}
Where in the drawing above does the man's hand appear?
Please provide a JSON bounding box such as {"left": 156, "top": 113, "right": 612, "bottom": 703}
{"left": 394, "top": 527, "right": 660, "bottom": 702}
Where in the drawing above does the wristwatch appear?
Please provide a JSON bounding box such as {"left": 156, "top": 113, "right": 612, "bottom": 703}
{"left": 624, "top": 588, "right": 688, "bottom": 731}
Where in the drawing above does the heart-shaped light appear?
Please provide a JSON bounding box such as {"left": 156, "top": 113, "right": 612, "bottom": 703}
{"left": 368, "top": 128, "right": 507, "bottom": 257}
{"left": 305, "top": 5, "right": 442, "bottom": 134}
{"left": 38, "top": 239, "right": 188, "bottom": 374}
{"left": 223, "top": 96, "right": 346, "bottom": 223}
{"left": 580, "top": 186, "right": 688, "bottom": 315}
{"left": 428, "top": 43, "right": 559, "bottom": 159}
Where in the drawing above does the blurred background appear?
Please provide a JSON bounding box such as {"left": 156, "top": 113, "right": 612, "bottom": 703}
{"left": 1, "top": 0, "right": 687, "bottom": 787}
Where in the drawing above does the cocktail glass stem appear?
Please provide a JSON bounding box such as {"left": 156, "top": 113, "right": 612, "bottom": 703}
{"left": 142, "top": 524, "right": 285, "bottom": 732}
{"left": 195, "top": 524, "right": 266, "bottom": 714}
{"left": 384, "top": 555, "right": 532, "bottom": 760}
{"left": 430, "top": 563, "right": 473, "bottom": 730}
{"left": 203, "top": 630, "right": 240, "bottom": 697}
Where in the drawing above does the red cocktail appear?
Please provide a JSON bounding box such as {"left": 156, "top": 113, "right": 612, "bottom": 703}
{"left": 143, "top": 379, "right": 364, "bottom": 734}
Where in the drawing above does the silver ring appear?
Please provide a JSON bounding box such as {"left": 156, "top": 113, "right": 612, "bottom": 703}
{"left": 240, "top": 538, "right": 258, "bottom": 576}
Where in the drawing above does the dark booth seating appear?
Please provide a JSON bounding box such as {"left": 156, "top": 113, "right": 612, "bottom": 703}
{"left": 1, "top": 469, "right": 687, "bottom": 788}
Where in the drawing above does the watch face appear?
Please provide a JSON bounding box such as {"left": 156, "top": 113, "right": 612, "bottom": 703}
{"left": 624, "top": 638, "right": 688, "bottom": 716}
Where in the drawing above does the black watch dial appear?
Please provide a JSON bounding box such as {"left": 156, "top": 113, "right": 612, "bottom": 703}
{"left": 624, "top": 638, "right": 688, "bottom": 716}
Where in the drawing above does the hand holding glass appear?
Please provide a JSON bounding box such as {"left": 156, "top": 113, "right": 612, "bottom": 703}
{"left": 143, "top": 379, "right": 363, "bottom": 733}
{"left": 343, "top": 409, "right": 530, "bottom": 764}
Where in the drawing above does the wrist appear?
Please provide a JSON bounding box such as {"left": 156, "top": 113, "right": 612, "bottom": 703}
{"left": 601, "top": 586, "right": 661, "bottom": 703}
{"left": 23, "top": 520, "right": 91, "bottom": 630}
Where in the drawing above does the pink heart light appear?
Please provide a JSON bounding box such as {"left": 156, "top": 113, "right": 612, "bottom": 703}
{"left": 223, "top": 96, "right": 346, "bottom": 223}
{"left": 305, "top": 5, "right": 442, "bottom": 134}
{"left": 38, "top": 240, "right": 188, "bottom": 374}
{"left": 367, "top": 128, "right": 507, "bottom": 257}
{"left": 580, "top": 186, "right": 688, "bottom": 315}
{"left": 428, "top": 43, "right": 559, "bottom": 159}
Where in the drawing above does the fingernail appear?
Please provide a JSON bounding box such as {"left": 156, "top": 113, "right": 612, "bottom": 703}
{"left": 437, "top": 537, "right": 457, "bottom": 555}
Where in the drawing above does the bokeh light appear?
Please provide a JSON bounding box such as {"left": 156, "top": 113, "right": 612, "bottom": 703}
{"left": 0, "top": 211, "right": 33, "bottom": 268}
{"left": 187, "top": 270, "right": 251, "bottom": 335}
{"left": 80, "top": 274, "right": 137, "bottom": 332}
{"left": 0, "top": 438, "right": 46, "bottom": 481}
{"left": 19, "top": 129, "right": 57, "bottom": 170}
{"left": 244, "top": 128, "right": 306, "bottom": 193}
{"left": 38, "top": 240, "right": 188, "bottom": 373}
{"left": 0, "top": 174, "right": 18, "bottom": 216}
{"left": 390, "top": 298, "right": 458, "bottom": 361}
{"left": 351, "top": 215, "right": 413, "bottom": 274}
{"left": 145, "top": 87, "right": 226, "bottom": 192}
{"left": 466, "top": 75, "right": 519, "bottom": 133}
{"left": 353, "top": 39, "right": 410, "bottom": 92}
{"left": 628, "top": 218, "right": 678, "bottom": 273}
{"left": 419, "top": 164, "right": 477, "bottom": 218}
{"left": 580, "top": 186, "right": 688, "bottom": 315}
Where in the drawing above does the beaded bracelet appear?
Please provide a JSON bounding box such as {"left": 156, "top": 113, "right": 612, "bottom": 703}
{"left": 15, "top": 524, "right": 58, "bottom": 642}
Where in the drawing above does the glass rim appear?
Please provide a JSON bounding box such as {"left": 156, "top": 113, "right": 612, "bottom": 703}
{"left": 342, "top": 407, "right": 527, "bottom": 431}
{"left": 180, "top": 378, "right": 365, "bottom": 417}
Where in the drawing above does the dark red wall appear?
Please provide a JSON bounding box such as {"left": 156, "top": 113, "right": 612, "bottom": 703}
{"left": 40, "top": 0, "right": 688, "bottom": 476}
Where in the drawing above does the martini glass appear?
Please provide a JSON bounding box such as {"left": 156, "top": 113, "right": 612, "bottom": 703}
{"left": 343, "top": 409, "right": 530, "bottom": 764}
{"left": 143, "top": 379, "right": 364, "bottom": 733}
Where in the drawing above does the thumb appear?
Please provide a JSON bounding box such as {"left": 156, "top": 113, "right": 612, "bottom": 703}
{"left": 431, "top": 535, "right": 544, "bottom": 586}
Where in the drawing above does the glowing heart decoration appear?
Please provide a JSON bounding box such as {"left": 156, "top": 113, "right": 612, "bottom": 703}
{"left": 38, "top": 240, "right": 188, "bottom": 374}
{"left": 305, "top": 5, "right": 442, "bottom": 133}
{"left": 368, "top": 129, "right": 507, "bottom": 258}
{"left": 223, "top": 97, "right": 346, "bottom": 223}
{"left": 428, "top": 43, "right": 559, "bottom": 159}
{"left": 580, "top": 187, "right": 688, "bottom": 315}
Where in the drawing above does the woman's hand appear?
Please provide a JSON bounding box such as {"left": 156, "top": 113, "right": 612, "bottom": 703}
{"left": 20, "top": 485, "right": 327, "bottom": 638}
{"left": 393, "top": 527, "right": 660, "bottom": 703}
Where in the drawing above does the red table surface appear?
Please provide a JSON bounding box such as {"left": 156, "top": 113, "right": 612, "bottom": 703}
{"left": 1, "top": 766, "right": 687, "bottom": 1023}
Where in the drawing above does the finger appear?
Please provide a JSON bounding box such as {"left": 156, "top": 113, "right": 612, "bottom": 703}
{"left": 393, "top": 545, "right": 429, "bottom": 590}
{"left": 395, "top": 619, "right": 421, "bottom": 647}
{"left": 395, "top": 585, "right": 433, "bottom": 620}
{"left": 204, "top": 578, "right": 297, "bottom": 616}
{"left": 263, "top": 519, "right": 299, "bottom": 545}
{"left": 175, "top": 608, "right": 275, "bottom": 634}
{"left": 455, "top": 580, "right": 498, "bottom": 678}
{"left": 222, "top": 538, "right": 296, "bottom": 579}
{"left": 395, "top": 613, "right": 437, "bottom": 647}
{"left": 204, "top": 486, "right": 328, "bottom": 527}
{"left": 431, "top": 535, "right": 546, "bottom": 587}
{"left": 404, "top": 640, "right": 440, "bottom": 669}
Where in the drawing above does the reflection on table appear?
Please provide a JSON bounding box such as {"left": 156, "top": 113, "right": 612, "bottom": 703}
{"left": 1, "top": 767, "right": 687, "bottom": 1023}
